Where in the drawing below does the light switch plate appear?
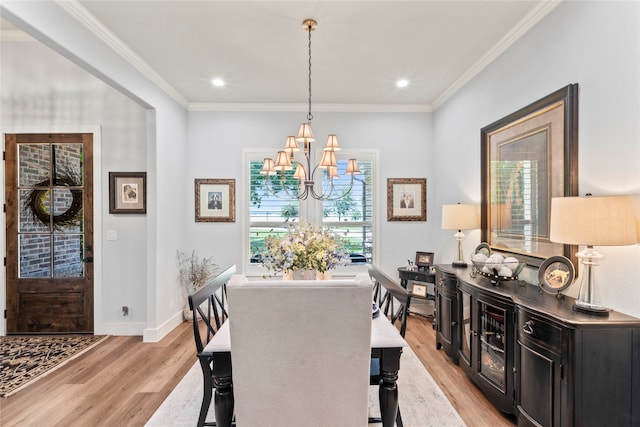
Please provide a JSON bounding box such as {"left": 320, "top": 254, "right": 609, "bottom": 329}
{"left": 106, "top": 230, "right": 118, "bottom": 241}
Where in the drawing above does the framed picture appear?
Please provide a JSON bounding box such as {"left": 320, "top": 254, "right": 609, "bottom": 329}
{"left": 481, "top": 84, "right": 579, "bottom": 268}
{"left": 415, "top": 251, "right": 434, "bottom": 268}
{"left": 410, "top": 283, "right": 428, "bottom": 298}
{"left": 387, "top": 178, "right": 426, "bottom": 221}
{"left": 195, "top": 178, "right": 235, "bottom": 222}
{"left": 109, "top": 172, "right": 146, "bottom": 214}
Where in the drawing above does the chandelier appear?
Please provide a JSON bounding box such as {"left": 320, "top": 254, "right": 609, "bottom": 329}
{"left": 260, "top": 18, "right": 361, "bottom": 201}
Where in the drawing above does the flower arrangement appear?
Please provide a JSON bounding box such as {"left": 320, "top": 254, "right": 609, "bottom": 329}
{"left": 261, "top": 222, "right": 348, "bottom": 276}
{"left": 176, "top": 250, "right": 218, "bottom": 294}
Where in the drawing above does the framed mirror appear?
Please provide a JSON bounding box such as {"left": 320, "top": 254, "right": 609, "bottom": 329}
{"left": 481, "top": 84, "right": 579, "bottom": 268}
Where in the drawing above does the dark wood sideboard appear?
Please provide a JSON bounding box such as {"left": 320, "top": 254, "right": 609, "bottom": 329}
{"left": 434, "top": 264, "right": 640, "bottom": 427}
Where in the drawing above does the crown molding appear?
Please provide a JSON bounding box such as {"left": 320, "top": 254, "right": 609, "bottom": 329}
{"left": 432, "top": 0, "right": 563, "bottom": 110}
{"left": 188, "top": 103, "right": 432, "bottom": 113}
{"left": 56, "top": 0, "right": 189, "bottom": 109}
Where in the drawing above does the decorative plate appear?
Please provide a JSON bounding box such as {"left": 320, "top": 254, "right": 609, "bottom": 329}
{"left": 538, "top": 256, "right": 575, "bottom": 294}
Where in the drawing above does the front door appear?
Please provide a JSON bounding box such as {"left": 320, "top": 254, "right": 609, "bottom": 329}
{"left": 5, "top": 133, "right": 94, "bottom": 333}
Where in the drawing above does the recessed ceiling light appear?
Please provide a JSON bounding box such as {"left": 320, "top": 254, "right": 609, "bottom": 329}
{"left": 396, "top": 79, "right": 409, "bottom": 88}
{"left": 211, "top": 78, "right": 225, "bottom": 87}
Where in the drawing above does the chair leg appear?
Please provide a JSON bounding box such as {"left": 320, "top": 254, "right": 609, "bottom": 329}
{"left": 396, "top": 408, "right": 403, "bottom": 427}
{"left": 198, "top": 359, "right": 214, "bottom": 427}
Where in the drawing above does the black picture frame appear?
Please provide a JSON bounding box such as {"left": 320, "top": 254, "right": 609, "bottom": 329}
{"left": 415, "top": 251, "right": 434, "bottom": 268}
{"left": 109, "top": 172, "right": 147, "bottom": 214}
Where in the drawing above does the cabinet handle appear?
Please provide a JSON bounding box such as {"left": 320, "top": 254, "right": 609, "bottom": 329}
{"left": 523, "top": 320, "right": 534, "bottom": 335}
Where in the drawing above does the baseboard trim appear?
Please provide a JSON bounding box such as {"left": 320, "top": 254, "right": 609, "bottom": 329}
{"left": 142, "top": 310, "right": 184, "bottom": 343}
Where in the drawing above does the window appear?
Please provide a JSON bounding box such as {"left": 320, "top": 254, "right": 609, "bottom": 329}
{"left": 244, "top": 150, "right": 376, "bottom": 276}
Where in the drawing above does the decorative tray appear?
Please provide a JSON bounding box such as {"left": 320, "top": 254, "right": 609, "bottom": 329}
{"left": 469, "top": 243, "right": 525, "bottom": 285}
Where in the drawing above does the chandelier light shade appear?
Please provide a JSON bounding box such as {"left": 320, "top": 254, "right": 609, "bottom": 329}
{"left": 550, "top": 194, "right": 638, "bottom": 315}
{"left": 260, "top": 18, "right": 360, "bottom": 201}
{"left": 442, "top": 203, "right": 481, "bottom": 267}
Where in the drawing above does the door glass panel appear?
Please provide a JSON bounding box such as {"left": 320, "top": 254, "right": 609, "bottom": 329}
{"left": 52, "top": 188, "right": 83, "bottom": 232}
{"left": 18, "top": 144, "right": 50, "bottom": 187}
{"left": 54, "top": 234, "right": 84, "bottom": 277}
{"left": 460, "top": 290, "right": 472, "bottom": 363}
{"left": 19, "top": 189, "right": 50, "bottom": 232}
{"left": 19, "top": 234, "right": 51, "bottom": 278}
{"left": 480, "top": 302, "right": 506, "bottom": 390}
{"left": 17, "top": 141, "right": 85, "bottom": 279}
{"left": 53, "top": 143, "right": 83, "bottom": 185}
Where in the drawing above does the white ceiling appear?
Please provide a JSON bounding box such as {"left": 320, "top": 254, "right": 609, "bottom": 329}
{"left": 4, "top": 1, "right": 562, "bottom": 110}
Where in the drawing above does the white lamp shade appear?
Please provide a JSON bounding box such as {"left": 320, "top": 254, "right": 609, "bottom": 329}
{"left": 328, "top": 166, "right": 339, "bottom": 179}
{"left": 550, "top": 195, "right": 637, "bottom": 246}
{"left": 293, "top": 164, "right": 306, "bottom": 180}
{"left": 296, "top": 122, "right": 315, "bottom": 144}
{"left": 345, "top": 159, "right": 361, "bottom": 175}
{"left": 283, "top": 136, "right": 300, "bottom": 154}
{"left": 324, "top": 134, "right": 341, "bottom": 151}
{"left": 274, "top": 151, "right": 293, "bottom": 171}
{"left": 442, "top": 204, "right": 480, "bottom": 230}
{"left": 260, "top": 158, "right": 276, "bottom": 176}
{"left": 318, "top": 150, "right": 337, "bottom": 169}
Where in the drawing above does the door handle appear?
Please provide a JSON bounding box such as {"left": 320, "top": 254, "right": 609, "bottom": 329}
{"left": 83, "top": 257, "right": 94, "bottom": 263}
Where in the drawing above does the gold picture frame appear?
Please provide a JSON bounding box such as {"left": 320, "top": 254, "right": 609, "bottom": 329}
{"left": 195, "top": 178, "right": 235, "bottom": 222}
{"left": 481, "top": 84, "right": 579, "bottom": 267}
{"left": 109, "top": 172, "right": 146, "bottom": 214}
{"left": 387, "top": 178, "right": 426, "bottom": 221}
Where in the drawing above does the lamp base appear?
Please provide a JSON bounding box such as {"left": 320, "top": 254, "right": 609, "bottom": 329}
{"left": 572, "top": 301, "right": 610, "bottom": 316}
{"left": 452, "top": 261, "right": 468, "bottom": 267}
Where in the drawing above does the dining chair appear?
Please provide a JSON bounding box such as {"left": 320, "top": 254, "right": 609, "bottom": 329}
{"left": 188, "top": 265, "right": 236, "bottom": 427}
{"left": 368, "top": 265, "right": 410, "bottom": 427}
{"left": 227, "top": 275, "right": 373, "bottom": 426}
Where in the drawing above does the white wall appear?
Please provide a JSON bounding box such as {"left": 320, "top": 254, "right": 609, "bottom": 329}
{"left": 433, "top": 0, "right": 640, "bottom": 316}
{"left": 1, "top": 0, "right": 190, "bottom": 340}
{"left": 186, "top": 111, "right": 433, "bottom": 277}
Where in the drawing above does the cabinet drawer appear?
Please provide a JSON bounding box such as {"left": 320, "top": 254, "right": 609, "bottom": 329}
{"left": 405, "top": 272, "right": 426, "bottom": 282}
{"left": 518, "top": 310, "right": 562, "bottom": 354}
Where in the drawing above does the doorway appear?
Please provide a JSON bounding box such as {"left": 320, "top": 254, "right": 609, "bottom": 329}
{"left": 5, "top": 133, "right": 94, "bottom": 333}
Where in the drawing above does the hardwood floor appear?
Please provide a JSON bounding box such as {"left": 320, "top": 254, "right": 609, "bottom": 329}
{"left": 0, "top": 316, "right": 516, "bottom": 427}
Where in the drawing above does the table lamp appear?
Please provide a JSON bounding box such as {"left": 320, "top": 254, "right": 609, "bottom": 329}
{"left": 550, "top": 194, "right": 637, "bottom": 315}
{"left": 442, "top": 203, "right": 480, "bottom": 267}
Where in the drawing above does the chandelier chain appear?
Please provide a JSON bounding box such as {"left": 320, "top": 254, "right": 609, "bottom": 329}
{"left": 307, "top": 23, "right": 313, "bottom": 122}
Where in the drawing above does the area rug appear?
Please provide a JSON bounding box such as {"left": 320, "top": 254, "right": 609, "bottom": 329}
{"left": 146, "top": 346, "right": 466, "bottom": 427}
{"left": 0, "top": 334, "right": 108, "bottom": 398}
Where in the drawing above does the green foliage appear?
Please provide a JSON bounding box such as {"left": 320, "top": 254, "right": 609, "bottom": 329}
{"left": 281, "top": 203, "right": 299, "bottom": 220}
{"left": 250, "top": 162, "right": 299, "bottom": 208}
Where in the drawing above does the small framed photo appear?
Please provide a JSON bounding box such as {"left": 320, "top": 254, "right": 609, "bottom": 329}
{"left": 415, "top": 251, "right": 434, "bottom": 268}
{"left": 109, "top": 172, "right": 146, "bottom": 214}
{"left": 387, "top": 178, "right": 426, "bottom": 221}
{"left": 195, "top": 178, "right": 235, "bottom": 222}
{"left": 411, "top": 283, "right": 428, "bottom": 298}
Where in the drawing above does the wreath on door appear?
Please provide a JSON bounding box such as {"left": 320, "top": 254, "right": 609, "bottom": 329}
{"left": 24, "top": 167, "right": 83, "bottom": 228}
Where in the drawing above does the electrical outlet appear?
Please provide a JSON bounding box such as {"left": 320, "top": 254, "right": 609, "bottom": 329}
{"left": 122, "top": 305, "right": 129, "bottom": 316}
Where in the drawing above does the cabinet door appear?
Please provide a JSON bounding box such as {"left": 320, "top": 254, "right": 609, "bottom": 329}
{"left": 478, "top": 299, "right": 508, "bottom": 391}
{"left": 458, "top": 287, "right": 473, "bottom": 368}
{"left": 517, "top": 343, "right": 559, "bottom": 427}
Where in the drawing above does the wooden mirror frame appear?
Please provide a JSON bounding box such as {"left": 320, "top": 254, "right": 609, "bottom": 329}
{"left": 481, "top": 84, "right": 579, "bottom": 268}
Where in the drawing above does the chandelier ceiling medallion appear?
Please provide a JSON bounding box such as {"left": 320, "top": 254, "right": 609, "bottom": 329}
{"left": 260, "top": 18, "right": 361, "bottom": 201}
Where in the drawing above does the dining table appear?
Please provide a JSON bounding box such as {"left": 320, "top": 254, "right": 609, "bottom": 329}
{"left": 202, "top": 309, "right": 408, "bottom": 427}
